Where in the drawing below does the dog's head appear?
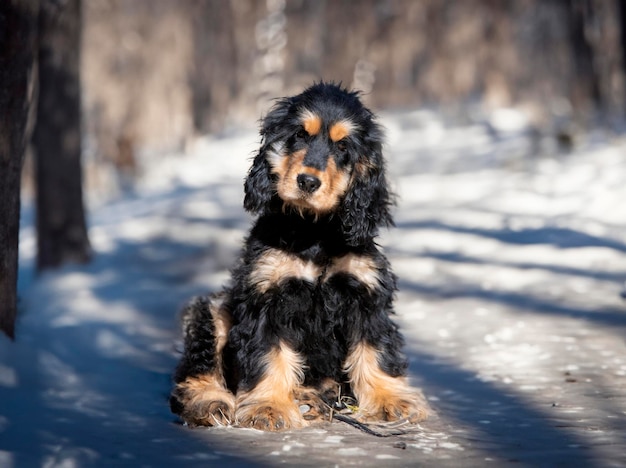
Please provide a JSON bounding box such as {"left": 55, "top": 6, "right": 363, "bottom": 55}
{"left": 244, "top": 82, "right": 393, "bottom": 246}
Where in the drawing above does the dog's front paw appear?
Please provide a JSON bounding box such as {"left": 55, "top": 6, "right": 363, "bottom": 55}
{"left": 379, "top": 393, "right": 429, "bottom": 423}
{"left": 236, "top": 400, "right": 305, "bottom": 431}
{"left": 358, "top": 390, "right": 429, "bottom": 423}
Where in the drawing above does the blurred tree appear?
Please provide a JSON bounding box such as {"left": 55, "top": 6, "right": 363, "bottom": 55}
{"left": 71, "top": 0, "right": 625, "bottom": 177}
{"left": 33, "top": 0, "right": 91, "bottom": 271}
{"left": 188, "top": 0, "right": 239, "bottom": 133}
{"left": 0, "top": 0, "right": 39, "bottom": 339}
{"left": 567, "top": 0, "right": 602, "bottom": 109}
{"left": 621, "top": 0, "right": 626, "bottom": 97}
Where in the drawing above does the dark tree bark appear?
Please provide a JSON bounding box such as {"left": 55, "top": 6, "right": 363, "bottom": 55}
{"left": 189, "top": 0, "right": 239, "bottom": 134}
{"left": 566, "top": 0, "right": 602, "bottom": 109}
{"left": 33, "top": 0, "right": 90, "bottom": 271}
{"left": 617, "top": 0, "right": 626, "bottom": 78}
{"left": 0, "top": 0, "right": 39, "bottom": 339}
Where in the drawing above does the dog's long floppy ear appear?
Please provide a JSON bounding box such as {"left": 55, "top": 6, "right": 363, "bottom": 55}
{"left": 243, "top": 151, "right": 274, "bottom": 214}
{"left": 339, "top": 125, "right": 394, "bottom": 246}
{"left": 243, "top": 98, "right": 293, "bottom": 214}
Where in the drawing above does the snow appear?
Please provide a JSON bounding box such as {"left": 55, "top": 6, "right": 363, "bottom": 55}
{"left": 2, "top": 110, "right": 626, "bottom": 467}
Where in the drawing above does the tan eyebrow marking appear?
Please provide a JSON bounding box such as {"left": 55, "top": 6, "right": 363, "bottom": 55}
{"left": 301, "top": 110, "right": 322, "bottom": 136}
{"left": 329, "top": 120, "right": 356, "bottom": 142}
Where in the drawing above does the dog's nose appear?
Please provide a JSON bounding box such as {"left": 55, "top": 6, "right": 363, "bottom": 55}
{"left": 297, "top": 174, "right": 321, "bottom": 193}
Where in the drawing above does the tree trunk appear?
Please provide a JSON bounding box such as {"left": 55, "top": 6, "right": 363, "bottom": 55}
{"left": 566, "top": 0, "right": 602, "bottom": 110}
{"left": 0, "top": 0, "right": 39, "bottom": 339}
{"left": 618, "top": 0, "right": 626, "bottom": 110}
{"left": 189, "top": 0, "right": 239, "bottom": 134}
{"left": 33, "top": 0, "right": 90, "bottom": 271}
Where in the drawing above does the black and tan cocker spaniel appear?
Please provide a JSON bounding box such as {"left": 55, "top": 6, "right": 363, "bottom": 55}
{"left": 170, "top": 82, "right": 428, "bottom": 431}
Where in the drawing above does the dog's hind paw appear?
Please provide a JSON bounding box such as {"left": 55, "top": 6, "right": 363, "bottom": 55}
{"left": 170, "top": 377, "right": 236, "bottom": 427}
{"left": 185, "top": 399, "right": 235, "bottom": 427}
{"left": 171, "top": 394, "right": 235, "bottom": 427}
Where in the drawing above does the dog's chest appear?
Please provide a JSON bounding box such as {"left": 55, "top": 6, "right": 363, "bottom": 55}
{"left": 249, "top": 245, "right": 380, "bottom": 294}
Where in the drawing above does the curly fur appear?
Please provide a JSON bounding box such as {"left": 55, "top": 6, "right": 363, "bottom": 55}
{"left": 170, "top": 82, "right": 428, "bottom": 431}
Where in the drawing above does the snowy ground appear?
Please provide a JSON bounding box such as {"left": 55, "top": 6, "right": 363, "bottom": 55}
{"left": 1, "top": 109, "right": 626, "bottom": 467}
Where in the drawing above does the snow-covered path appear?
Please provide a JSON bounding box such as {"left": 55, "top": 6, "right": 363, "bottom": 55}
{"left": 2, "top": 111, "right": 626, "bottom": 467}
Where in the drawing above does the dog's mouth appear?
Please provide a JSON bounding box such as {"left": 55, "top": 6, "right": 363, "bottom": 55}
{"left": 280, "top": 167, "right": 350, "bottom": 216}
{"left": 278, "top": 179, "right": 333, "bottom": 216}
{"left": 268, "top": 147, "right": 351, "bottom": 216}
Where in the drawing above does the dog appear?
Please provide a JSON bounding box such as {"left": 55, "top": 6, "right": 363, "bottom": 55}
{"left": 170, "top": 82, "right": 428, "bottom": 431}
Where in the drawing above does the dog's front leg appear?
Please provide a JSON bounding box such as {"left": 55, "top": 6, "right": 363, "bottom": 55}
{"left": 322, "top": 252, "right": 429, "bottom": 423}
{"left": 231, "top": 250, "right": 320, "bottom": 430}
{"left": 343, "top": 341, "right": 429, "bottom": 423}
{"left": 234, "top": 339, "right": 306, "bottom": 431}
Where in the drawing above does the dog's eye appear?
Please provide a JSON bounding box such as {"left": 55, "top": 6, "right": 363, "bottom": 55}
{"left": 336, "top": 141, "right": 351, "bottom": 165}
{"left": 295, "top": 128, "right": 308, "bottom": 140}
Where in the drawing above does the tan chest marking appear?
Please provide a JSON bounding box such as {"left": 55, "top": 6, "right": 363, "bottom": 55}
{"left": 324, "top": 253, "right": 381, "bottom": 291}
{"left": 250, "top": 248, "right": 322, "bottom": 294}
